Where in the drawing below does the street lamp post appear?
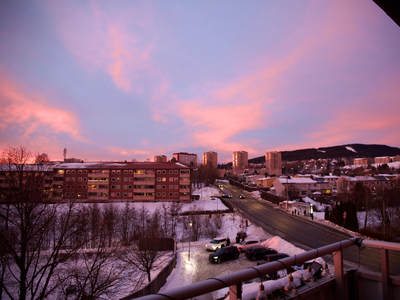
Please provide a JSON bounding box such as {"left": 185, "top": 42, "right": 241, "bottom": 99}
{"left": 188, "top": 221, "right": 192, "bottom": 261}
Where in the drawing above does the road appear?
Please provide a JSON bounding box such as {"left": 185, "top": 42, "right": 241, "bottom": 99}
{"left": 218, "top": 181, "right": 400, "bottom": 276}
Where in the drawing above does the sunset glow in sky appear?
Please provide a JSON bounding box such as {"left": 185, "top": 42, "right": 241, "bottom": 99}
{"left": 1, "top": 1, "right": 399, "bottom": 163}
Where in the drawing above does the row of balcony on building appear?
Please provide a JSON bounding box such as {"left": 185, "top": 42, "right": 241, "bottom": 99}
{"left": 0, "top": 161, "right": 193, "bottom": 202}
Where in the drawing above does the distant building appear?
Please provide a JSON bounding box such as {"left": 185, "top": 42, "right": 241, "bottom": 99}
{"left": 392, "top": 155, "right": 400, "bottom": 162}
{"left": 154, "top": 155, "right": 167, "bottom": 162}
{"left": 64, "top": 158, "right": 82, "bottom": 163}
{"left": 336, "top": 175, "right": 390, "bottom": 194}
{"left": 375, "top": 156, "right": 390, "bottom": 164}
{"left": 173, "top": 152, "right": 197, "bottom": 166}
{"left": 202, "top": 151, "right": 218, "bottom": 168}
{"left": 265, "top": 151, "right": 282, "bottom": 176}
{"left": 354, "top": 158, "right": 373, "bottom": 165}
{"left": 232, "top": 151, "right": 248, "bottom": 170}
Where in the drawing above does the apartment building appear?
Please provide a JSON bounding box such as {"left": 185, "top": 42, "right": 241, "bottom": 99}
{"left": 354, "top": 158, "right": 373, "bottom": 165}
{"left": 1, "top": 161, "right": 192, "bottom": 203}
{"left": 336, "top": 175, "right": 390, "bottom": 194}
{"left": 154, "top": 155, "right": 167, "bottom": 162}
{"left": 232, "top": 151, "right": 248, "bottom": 170}
{"left": 202, "top": 151, "right": 218, "bottom": 168}
{"left": 272, "top": 177, "right": 332, "bottom": 198}
{"left": 265, "top": 151, "right": 282, "bottom": 176}
{"left": 172, "top": 152, "right": 197, "bottom": 166}
{"left": 374, "top": 156, "right": 390, "bottom": 164}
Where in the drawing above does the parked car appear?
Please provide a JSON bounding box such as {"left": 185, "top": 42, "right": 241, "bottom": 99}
{"left": 263, "top": 253, "right": 289, "bottom": 262}
{"left": 209, "top": 246, "right": 240, "bottom": 264}
{"left": 221, "top": 194, "right": 232, "bottom": 198}
{"left": 237, "top": 239, "right": 261, "bottom": 252}
{"left": 205, "top": 237, "right": 228, "bottom": 251}
{"left": 238, "top": 194, "right": 245, "bottom": 199}
{"left": 245, "top": 246, "right": 277, "bottom": 261}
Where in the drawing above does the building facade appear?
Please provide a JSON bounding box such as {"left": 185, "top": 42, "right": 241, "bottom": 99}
{"left": 232, "top": 151, "right": 248, "bottom": 170}
{"left": 1, "top": 162, "right": 192, "bottom": 203}
{"left": 154, "top": 155, "right": 167, "bottom": 162}
{"left": 202, "top": 151, "right": 218, "bottom": 168}
{"left": 172, "top": 152, "right": 197, "bottom": 166}
{"left": 265, "top": 151, "right": 282, "bottom": 176}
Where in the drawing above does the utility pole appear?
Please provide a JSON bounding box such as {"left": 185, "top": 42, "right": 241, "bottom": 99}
{"left": 286, "top": 176, "right": 289, "bottom": 210}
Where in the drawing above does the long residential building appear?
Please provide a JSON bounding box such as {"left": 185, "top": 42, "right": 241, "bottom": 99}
{"left": 1, "top": 161, "right": 192, "bottom": 203}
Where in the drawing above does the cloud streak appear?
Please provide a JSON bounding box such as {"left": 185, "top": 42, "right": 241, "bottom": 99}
{"left": 0, "top": 72, "right": 83, "bottom": 141}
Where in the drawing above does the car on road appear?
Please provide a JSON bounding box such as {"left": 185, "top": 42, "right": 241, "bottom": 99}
{"left": 238, "top": 194, "right": 245, "bottom": 199}
{"left": 221, "top": 194, "right": 232, "bottom": 198}
{"left": 245, "top": 246, "right": 278, "bottom": 261}
{"left": 209, "top": 246, "right": 240, "bottom": 264}
{"left": 236, "top": 239, "right": 262, "bottom": 252}
{"left": 205, "top": 237, "right": 228, "bottom": 251}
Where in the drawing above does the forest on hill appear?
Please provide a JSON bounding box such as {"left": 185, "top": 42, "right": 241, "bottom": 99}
{"left": 249, "top": 144, "right": 400, "bottom": 164}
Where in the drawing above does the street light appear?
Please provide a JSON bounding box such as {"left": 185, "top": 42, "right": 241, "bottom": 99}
{"left": 188, "top": 221, "right": 192, "bottom": 261}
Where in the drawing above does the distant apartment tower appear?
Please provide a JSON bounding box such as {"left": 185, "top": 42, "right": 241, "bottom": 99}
{"left": 154, "top": 155, "right": 167, "bottom": 162}
{"left": 203, "top": 151, "right": 218, "bottom": 168}
{"left": 173, "top": 152, "right": 197, "bottom": 166}
{"left": 265, "top": 151, "right": 282, "bottom": 176}
{"left": 232, "top": 151, "right": 248, "bottom": 170}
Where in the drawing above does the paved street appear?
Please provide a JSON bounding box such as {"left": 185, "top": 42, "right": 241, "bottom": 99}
{"left": 219, "top": 182, "right": 400, "bottom": 276}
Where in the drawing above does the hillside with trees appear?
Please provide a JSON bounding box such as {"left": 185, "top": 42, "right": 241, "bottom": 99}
{"left": 249, "top": 144, "right": 400, "bottom": 164}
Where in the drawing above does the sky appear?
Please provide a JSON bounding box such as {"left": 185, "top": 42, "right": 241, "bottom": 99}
{"left": 1, "top": 1, "right": 399, "bottom": 163}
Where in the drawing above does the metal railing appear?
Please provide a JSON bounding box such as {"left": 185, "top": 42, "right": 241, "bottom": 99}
{"left": 133, "top": 237, "right": 400, "bottom": 300}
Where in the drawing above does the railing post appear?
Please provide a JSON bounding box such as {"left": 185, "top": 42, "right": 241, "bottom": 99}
{"left": 228, "top": 283, "right": 241, "bottom": 300}
{"left": 381, "top": 248, "right": 391, "bottom": 300}
{"left": 334, "top": 248, "right": 345, "bottom": 300}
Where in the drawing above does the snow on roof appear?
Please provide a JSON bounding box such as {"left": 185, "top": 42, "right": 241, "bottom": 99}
{"left": 277, "top": 177, "right": 317, "bottom": 184}
{"left": 340, "top": 175, "right": 389, "bottom": 181}
{"left": 0, "top": 164, "right": 55, "bottom": 172}
{"left": 54, "top": 161, "right": 190, "bottom": 169}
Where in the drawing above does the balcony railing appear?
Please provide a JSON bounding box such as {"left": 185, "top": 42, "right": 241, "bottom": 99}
{"left": 132, "top": 237, "right": 400, "bottom": 300}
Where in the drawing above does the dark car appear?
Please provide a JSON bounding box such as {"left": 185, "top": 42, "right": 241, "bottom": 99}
{"left": 245, "top": 246, "right": 277, "bottom": 261}
{"left": 221, "top": 194, "right": 232, "bottom": 198}
{"left": 264, "top": 253, "right": 289, "bottom": 262}
{"left": 209, "top": 246, "right": 240, "bottom": 264}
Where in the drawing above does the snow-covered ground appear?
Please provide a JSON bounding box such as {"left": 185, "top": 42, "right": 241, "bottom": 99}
{"left": 113, "top": 185, "right": 379, "bottom": 299}
{"left": 135, "top": 186, "right": 328, "bottom": 299}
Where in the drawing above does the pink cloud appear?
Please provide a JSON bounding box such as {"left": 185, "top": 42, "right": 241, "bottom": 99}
{"left": 0, "top": 74, "right": 83, "bottom": 141}
{"left": 47, "top": 2, "right": 154, "bottom": 93}
{"left": 107, "top": 146, "right": 152, "bottom": 158}
{"left": 306, "top": 75, "right": 400, "bottom": 147}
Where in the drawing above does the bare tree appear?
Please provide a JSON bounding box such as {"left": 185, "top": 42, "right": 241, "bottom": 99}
{"left": 0, "top": 146, "right": 82, "bottom": 300}
{"left": 35, "top": 153, "right": 51, "bottom": 164}
{"left": 60, "top": 233, "right": 126, "bottom": 300}
{"left": 119, "top": 203, "right": 138, "bottom": 246}
{"left": 119, "top": 210, "right": 171, "bottom": 283}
